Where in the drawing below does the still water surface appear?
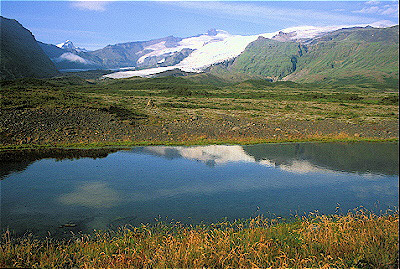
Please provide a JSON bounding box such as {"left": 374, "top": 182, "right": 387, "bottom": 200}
{"left": 1, "top": 142, "right": 398, "bottom": 237}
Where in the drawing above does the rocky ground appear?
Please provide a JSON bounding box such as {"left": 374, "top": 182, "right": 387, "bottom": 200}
{"left": 0, "top": 107, "right": 398, "bottom": 147}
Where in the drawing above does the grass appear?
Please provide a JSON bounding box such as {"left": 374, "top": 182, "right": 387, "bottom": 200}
{"left": 0, "top": 136, "right": 398, "bottom": 151}
{"left": 1, "top": 210, "right": 398, "bottom": 268}
{"left": 0, "top": 76, "right": 398, "bottom": 148}
{"left": 2, "top": 76, "right": 398, "bottom": 127}
{"left": 1, "top": 77, "right": 398, "bottom": 117}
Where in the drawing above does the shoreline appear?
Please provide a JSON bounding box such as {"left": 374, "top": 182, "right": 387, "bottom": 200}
{"left": 1, "top": 135, "right": 398, "bottom": 151}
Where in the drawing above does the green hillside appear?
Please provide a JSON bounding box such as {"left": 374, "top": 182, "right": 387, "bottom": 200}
{"left": 209, "top": 26, "right": 399, "bottom": 85}
{"left": 285, "top": 25, "right": 399, "bottom": 84}
{"left": 232, "top": 37, "right": 305, "bottom": 79}
{"left": 0, "top": 16, "right": 59, "bottom": 80}
{"left": 208, "top": 38, "right": 304, "bottom": 81}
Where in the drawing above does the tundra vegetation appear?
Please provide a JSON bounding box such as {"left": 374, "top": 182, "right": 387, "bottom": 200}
{"left": 1, "top": 72, "right": 398, "bottom": 268}
{"left": 0, "top": 210, "right": 398, "bottom": 268}
{"left": 0, "top": 74, "right": 398, "bottom": 149}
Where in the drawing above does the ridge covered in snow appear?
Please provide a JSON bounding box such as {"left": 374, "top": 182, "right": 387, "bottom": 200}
{"left": 57, "top": 40, "right": 87, "bottom": 53}
{"left": 100, "top": 22, "right": 395, "bottom": 79}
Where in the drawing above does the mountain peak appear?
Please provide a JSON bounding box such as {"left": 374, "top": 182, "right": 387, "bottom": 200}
{"left": 56, "top": 40, "right": 87, "bottom": 52}
{"left": 207, "top": 29, "right": 218, "bottom": 36}
{"left": 57, "top": 40, "right": 75, "bottom": 49}
{"left": 207, "top": 29, "right": 230, "bottom": 36}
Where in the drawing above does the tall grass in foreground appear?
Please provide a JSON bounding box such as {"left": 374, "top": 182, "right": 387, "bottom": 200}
{"left": 1, "top": 210, "right": 398, "bottom": 268}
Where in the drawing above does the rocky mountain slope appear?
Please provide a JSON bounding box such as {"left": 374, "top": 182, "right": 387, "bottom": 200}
{"left": 0, "top": 16, "right": 59, "bottom": 80}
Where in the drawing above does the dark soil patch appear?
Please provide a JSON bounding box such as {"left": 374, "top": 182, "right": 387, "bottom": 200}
{"left": 0, "top": 108, "right": 398, "bottom": 147}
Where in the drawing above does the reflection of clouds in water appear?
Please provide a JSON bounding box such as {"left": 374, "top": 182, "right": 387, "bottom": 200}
{"left": 351, "top": 184, "right": 399, "bottom": 199}
{"left": 279, "top": 160, "right": 334, "bottom": 174}
{"left": 360, "top": 173, "right": 385, "bottom": 179}
{"left": 58, "top": 182, "right": 119, "bottom": 208}
{"left": 145, "top": 145, "right": 338, "bottom": 175}
{"left": 117, "top": 177, "right": 272, "bottom": 203}
{"left": 145, "top": 145, "right": 255, "bottom": 165}
{"left": 259, "top": 159, "right": 332, "bottom": 174}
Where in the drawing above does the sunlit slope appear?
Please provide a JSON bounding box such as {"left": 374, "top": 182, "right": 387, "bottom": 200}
{"left": 208, "top": 37, "right": 305, "bottom": 80}
{"left": 209, "top": 26, "right": 399, "bottom": 84}
{"left": 284, "top": 25, "right": 399, "bottom": 83}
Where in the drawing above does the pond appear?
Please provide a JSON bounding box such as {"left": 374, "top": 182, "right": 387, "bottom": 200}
{"left": 1, "top": 142, "right": 398, "bottom": 237}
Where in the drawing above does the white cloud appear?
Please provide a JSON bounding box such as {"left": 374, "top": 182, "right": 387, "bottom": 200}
{"left": 353, "top": 3, "right": 399, "bottom": 16}
{"left": 381, "top": 6, "right": 399, "bottom": 15}
{"left": 71, "top": 1, "right": 109, "bottom": 12}
{"left": 354, "top": 6, "right": 380, "bottom": 14}
{"left": 165, "top": 1, "right": 377, "bottom": 26}
{"left": 54, "top": 53, "right": 90, "bottom": 64}
{"left": 369, "top": 19, "right": 398, "bottom": 27}
{"left": 366, "top": 0, "right": 381, "bottom": 5}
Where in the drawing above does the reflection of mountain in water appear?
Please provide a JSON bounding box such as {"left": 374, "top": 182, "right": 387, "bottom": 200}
{"left": 0, "top": 148, "right": 120, "bottom": 179}
{"left": 133, "top": 142, "right": 398, "bottom": 176}
{"left": 243, "top": 142, "right": 398, "bottom": 176}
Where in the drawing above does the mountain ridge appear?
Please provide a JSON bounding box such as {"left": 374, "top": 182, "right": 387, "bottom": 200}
{"left": 40, "top": 25, "right": 361, "bottom": 74}
{"left": 1, "top": 15, "right": 398, "bottom": 84}
{"left": 0, "top": 16, "right": 59, "bottom": 80}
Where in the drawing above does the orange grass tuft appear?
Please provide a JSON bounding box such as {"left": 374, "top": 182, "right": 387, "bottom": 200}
{"left": 0, "top": 210, "right": 398, "bottom": 268}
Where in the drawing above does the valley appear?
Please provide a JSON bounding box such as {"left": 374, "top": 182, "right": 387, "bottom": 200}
{"left": 1, "top": 75, "right": 398, "bottom": 148}
{"left": 1, "top": 2, "right": 399, "bottom": 268}
{"left": 0, "top": 16, "right": 398, "bottom": 148}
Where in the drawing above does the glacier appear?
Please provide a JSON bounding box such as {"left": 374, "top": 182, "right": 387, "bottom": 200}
{"left": 103, "top": 23, "right": 394, "bottom": 79}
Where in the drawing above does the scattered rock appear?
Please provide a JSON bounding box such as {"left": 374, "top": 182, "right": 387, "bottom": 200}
{"left": 59, "top": 223, "right": 77, "bottom": 228}
{"left": 147, "top": 99, "right": 154, "bottom": 107}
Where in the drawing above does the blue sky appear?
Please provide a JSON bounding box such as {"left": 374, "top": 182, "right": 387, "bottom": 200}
{"left": 1, "top": 1, "right": 398, "bottom": 50}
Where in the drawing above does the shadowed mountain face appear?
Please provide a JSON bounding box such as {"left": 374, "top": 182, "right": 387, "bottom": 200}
{"left": 0, "top": 16, "right": 59, "bottom": 80}
{"left": 38, "top": 41, "right": 104, "bottom": 70}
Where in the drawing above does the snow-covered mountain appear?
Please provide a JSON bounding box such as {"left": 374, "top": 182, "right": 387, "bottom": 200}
{"left": 39, "top": 40, "right": 103, "bottom": 70}
{"left": 38, "top": 21, "right": 395, "bottom": 77}
{"left": 103, "top": 23, "right": 392, "bottom": 79}
{"left": 56, "top": 40, "right": 87, "bottom": 53}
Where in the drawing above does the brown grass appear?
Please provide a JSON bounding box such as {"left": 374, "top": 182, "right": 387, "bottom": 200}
{"left": 1, "top": 210, "right": 398, "bottom": 268}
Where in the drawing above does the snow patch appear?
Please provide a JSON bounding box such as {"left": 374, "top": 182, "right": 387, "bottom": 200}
{"left": 103, "top": 23, "right": 393, "bottom": 79}
{"left": 105, "top": 66, "right": 178, "bottom": 79}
